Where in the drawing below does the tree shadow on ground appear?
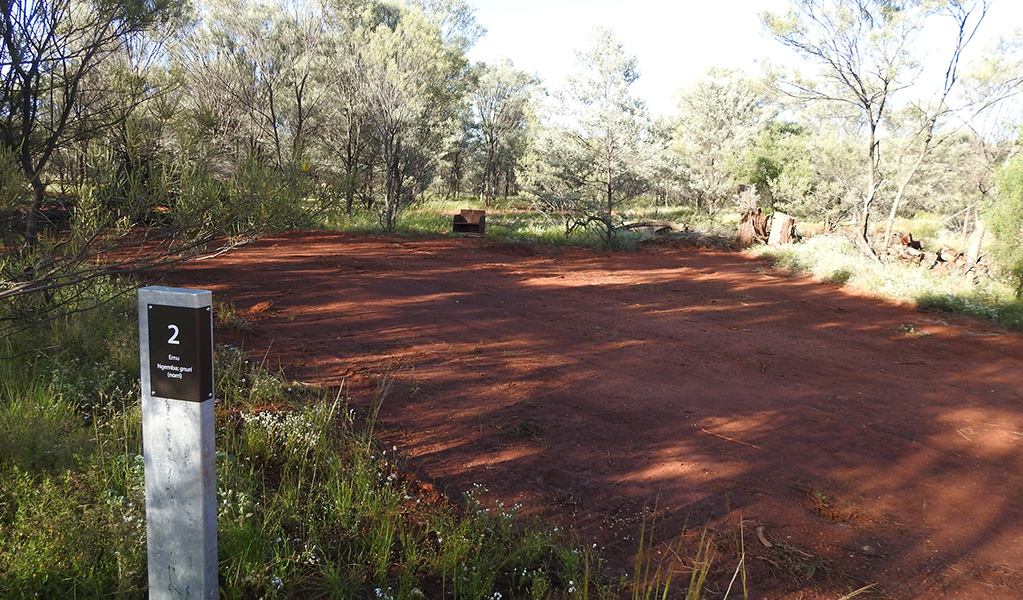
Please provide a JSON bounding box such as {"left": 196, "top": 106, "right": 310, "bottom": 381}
{"left": 162, "top": 231, "right": 1023, "bottom": 599}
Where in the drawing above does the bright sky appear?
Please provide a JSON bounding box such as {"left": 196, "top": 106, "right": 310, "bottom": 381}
{"left": 466, "top": 0, "right": 1023, "bottom": 118}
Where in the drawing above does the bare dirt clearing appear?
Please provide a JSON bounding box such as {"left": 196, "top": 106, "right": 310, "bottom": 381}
{"left": 161, "top": 231, "right": 1023, "bottom": 599}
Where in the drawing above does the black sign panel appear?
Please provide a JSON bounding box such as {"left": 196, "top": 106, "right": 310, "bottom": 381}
{"left": 147, "top": 304, "right": 214, "bottom": 402}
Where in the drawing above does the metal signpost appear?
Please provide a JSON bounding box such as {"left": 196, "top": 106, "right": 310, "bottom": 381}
{"left": 138, "top": 286, "right": 217, "bottom": 600}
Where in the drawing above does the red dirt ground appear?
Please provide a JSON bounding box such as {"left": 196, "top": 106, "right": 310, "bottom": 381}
{"left": 160, "top": 231, "right": 1023, "bottom": 599}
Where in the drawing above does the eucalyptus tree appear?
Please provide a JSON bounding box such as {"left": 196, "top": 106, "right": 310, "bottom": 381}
{"left": 318, "top": 4, "right": 376, "bottom": 215}
{"left": 643, "top": 117, "right": 691, "bottom": 206}
{"left": 0, "top": 0, "right": 185, "bottom": 247}
{"left": 177, "top": 0, "right": 327, "bottom": 174}
{"left": 672, "top": 68, "right": 775, "bottom": 215}
{"left": 351, "top": 1, "right": 474, "bottom": 229}
{"left": 879, "top": 0, "right": 990, "bottom": 248}
{"left": 524, "top": 28, "right": 650, "bottom": 248}
{"left": 762, "top": 0, "right": 951, "bottom": 252}
{"left": 469, "top": 59, "right": 537, "bottom": 205}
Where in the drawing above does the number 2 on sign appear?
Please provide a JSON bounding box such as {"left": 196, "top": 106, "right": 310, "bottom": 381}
{"left": 167, "top": 324, "right": 181, "bottom": 345}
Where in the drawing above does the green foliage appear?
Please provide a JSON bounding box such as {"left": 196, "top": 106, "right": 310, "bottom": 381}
{"left": 769, "top": 133, "right": 861, "bottom": 229}
{"left": 0, "top": 146, "right": 25, "bottom": 214}
{"left": 987, "top": 154, "right": 1023, "bottom": 295}
{"left": 761, "top": 0, "right": 982, "bottom": 245}
{"left": 916, "top": 292, "right": 1023, "bottom": 330}
{"left": 735, "top": 121, "right": 804, "bottom": 196}
{"left": 468, "top": 60, "right": 537, "bottom": 205}
{"left": 0, "top": 284, "right": 145, "bottom": 598}
{"left": 672, "top": 68, "right": 774, "bottom": 214}
{"left": 523, "top": 28, "right": 649, "bottom": 248}
{"left": 349, "top": 1, "right": 472, "bottom": 231}
{"left": 0, "top": 461, "right": 148, "bottom": 598}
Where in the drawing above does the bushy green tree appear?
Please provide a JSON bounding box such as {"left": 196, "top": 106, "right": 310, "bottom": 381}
{"left": 644, "top": 118, "right": 691, "bottom": 206}
{"left": 524, "top": 28, "right": 649, "bottom": 248}
{"left": 988, "top": 153, "right": 1023, "bottom": 295}
{"left": 352, "top": 1, "right": 474, "bottom": 229}
{"left": 771, "top": 133, "right": 863, "bottom": 230}
{"left": 735, "top": 120, "right": 805, "bottom": 206}
{"left": 469, "top": 60, "right": 537, "bottom": 205}
{"left": 672, "top": 68, "right": 774, "bottom": 215}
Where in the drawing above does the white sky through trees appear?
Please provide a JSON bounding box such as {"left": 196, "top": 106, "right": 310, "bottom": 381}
{"left": 466, "top": 0, "right": 1023, "bottom": 117}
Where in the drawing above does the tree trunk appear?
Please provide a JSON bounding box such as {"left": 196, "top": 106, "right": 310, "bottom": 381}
{"left": 25, "top": 178, "right": 46, "bottom": 248}
{"left": 604, "top": 159, "right": 615, "bottom": 247}
{"left": 267, "top": 85, "right": 284, "bottom": 172}
{"left": 858, "top": 123, "right": 881, "bottom": 258}
{"left": 483, "top": 137, "right": 497, "bottom": 208}
{"left": 736, "top": 186, "right": 767, "bottom": 247}
{"left": 884, "top": 120, "right": 937, "bottom": 250}
{"left": 966, "top": 218, "right": 986, "bottom": 283}
{"left": 382, "top": 134, "right": 397, "bottom": 230}
{"left": 883, "top": 150, "right": 928, "bottom": 250}
{"left": 737, "top": 209, "right": 769, "bottom": 247}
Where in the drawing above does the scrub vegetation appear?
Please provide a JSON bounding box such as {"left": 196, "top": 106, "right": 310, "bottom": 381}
{"left": 2, "top": 0, "right": 1023, "bottom": 596}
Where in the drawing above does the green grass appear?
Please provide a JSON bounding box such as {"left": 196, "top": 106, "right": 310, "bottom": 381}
{"left": 889, "top": 213, "right": 943, "bottom": 241}
{"left": 320, "top": 196, "right": 733, "bottom": 251}
{"left": 753, "top": 234, "right": 1023, "bottom": 330}
{"left": 8, "top": 279, "right": 727, "bottom": 599}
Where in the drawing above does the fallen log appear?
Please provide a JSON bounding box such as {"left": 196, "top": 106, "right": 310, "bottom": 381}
{"left": 887, "top": 233, "right": 986, "bottom": 279}
{"left": 620, "top": 219, "right": 689, "bottom": 234}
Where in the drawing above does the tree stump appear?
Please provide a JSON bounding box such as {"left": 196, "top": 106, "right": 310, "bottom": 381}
{"left": 768, "top": 212, "right": 795, "bottom": 247}
{"left": 736, "top": 185, "right": 769, "bottom": 247}
{"left": 737, "top": 208, "right": 769, "bottom": 247}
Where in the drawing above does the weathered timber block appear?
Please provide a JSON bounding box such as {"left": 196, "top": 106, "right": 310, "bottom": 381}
{"left": 768, "top": 212, "right": 796, "bottom": 247}
{"left": 453, "top": 209, "right": 486, "bottom": 235}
